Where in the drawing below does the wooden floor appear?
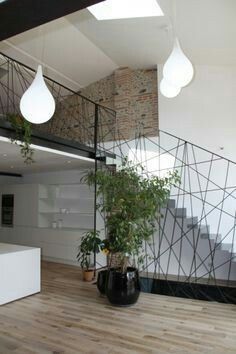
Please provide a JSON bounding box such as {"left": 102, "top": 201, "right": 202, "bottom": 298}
{"left": 0, "top": 262, "right": 236, "bottom": 354}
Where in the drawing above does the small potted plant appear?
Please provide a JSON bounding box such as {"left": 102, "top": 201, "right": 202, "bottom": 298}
{"left": 77, "top": 230, "right": 101, "bottom": 282}
{"left": 83, "top": 159, "right": 179, "bottom": 304}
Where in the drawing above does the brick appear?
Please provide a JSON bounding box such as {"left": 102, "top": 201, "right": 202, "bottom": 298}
{"left": 38, "top": 67, "right": 158, "bottom": 143}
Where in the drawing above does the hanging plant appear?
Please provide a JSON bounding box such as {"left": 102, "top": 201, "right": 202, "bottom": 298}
{"left": 6, "top": 113, "right": 34, "bottom": 164}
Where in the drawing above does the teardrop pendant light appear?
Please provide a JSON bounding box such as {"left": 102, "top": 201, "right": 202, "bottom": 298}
{"left": 163, "top": 38, "right": 194, "bottom": 88}
{"left": 160, "top": 78, "right": 181, "bottom": 98}
{"left": 20, "top": 65, "right": 55, "bottom": 124}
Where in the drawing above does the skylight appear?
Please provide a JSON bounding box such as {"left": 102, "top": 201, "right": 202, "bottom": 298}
{"left": 87, "top": 0, "right": 164, "bottom": 20}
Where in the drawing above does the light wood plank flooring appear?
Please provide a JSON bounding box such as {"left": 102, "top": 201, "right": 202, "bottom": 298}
{"left": 0, "top": 261, "right": 235, "bottom": 354}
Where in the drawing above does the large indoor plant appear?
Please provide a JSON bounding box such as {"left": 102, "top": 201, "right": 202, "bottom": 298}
{"left": 77, "top": 230, "right": 101, "bottom": 282}
{"left": 83, "top": 159, "right": 179, "bottom": 305}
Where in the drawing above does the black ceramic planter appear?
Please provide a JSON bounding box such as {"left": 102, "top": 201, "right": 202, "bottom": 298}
{"left": 97, "top": 269, "right": 108, "bottom": 295}
{"left": 106, "top": 267, "right": 140, "bottom": 306}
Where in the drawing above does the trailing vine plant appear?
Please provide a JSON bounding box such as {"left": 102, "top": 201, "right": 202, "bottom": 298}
{"left": 6, "top": 113, "right": 34, "bottom": 164}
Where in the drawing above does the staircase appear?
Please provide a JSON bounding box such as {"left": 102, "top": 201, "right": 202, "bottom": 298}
{"left": 148, "top": 199, "right": 236, "bottom": 283}
{"left": 100, "top": 129, "right": 236, "bottom": 302}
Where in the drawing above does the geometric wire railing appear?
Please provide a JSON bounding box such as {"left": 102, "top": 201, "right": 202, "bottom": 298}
{"left": 1, "top": 51, "right": 235, "bottom": 303}
{"left": 146, "top": 131, "right": 236, "bottom": 299}
{"left": 97, "top": 128, "right": 236, "bottom": 303}
{"left": 0, "top": 51, "right": 116, "bottom": 152}
{"left": 0, "top": 51, "right": 117, "bottom": 268}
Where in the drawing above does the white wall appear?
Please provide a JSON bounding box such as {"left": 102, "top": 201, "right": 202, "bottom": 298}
{"left": 0, "top": 184, "right": 39, "bottom": 227}
{"left": 158, "top": 65, "right": 236, "bottom": 162}
{"left": 2, "top": 65, "right": 236, "bottom": 272}
{"left": 0, "top": 176, "right": 23, "bottom": 184}
{"left": 0, "top": 168, "right": 98, "bottom": 266}
{"left": 0, "top": 169, "right": 91, "bottom": 185}
{"left": 158, "top": 65, "right": 236, "bottom": 247}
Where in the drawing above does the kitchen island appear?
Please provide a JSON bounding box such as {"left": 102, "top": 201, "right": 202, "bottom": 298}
{"left": 0, "top": 243, "right": 41, "bottom": 305}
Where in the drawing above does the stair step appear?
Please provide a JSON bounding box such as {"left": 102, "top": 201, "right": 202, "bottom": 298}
{"left": 201, "top": 233, "right": 220, "bottom": 241}
{"left": 106, "top": 163, "right": 117, "bottom": 171}
{"left": 220, "top": 243, "right": 232, "bottom": 251}
{"left": 167, "top": 199, "right": 176, "bottom": 208}
{"left": 174, "top": 208, "right": 187, "bottom": 218}
{"left": 232, "top": 253, "right": 236, "bottom": 261}
{"left": 200, "top": 233, "right": 210, "bottom": 240}
{"left": 186, "top": 217, "right": 198, "bottom": 228}
{"left": 197, "top": 225, "right": 210, "bottom": 235}
{"left": 214, "top": 241, "right": 231, "bottom": 251}
{"left": 210, "top": 233, "right": 221, "bottom": 242}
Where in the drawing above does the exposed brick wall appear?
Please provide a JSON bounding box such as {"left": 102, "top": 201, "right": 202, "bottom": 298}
{"left": 38, "top": 93, "right": 96, "bottom": 146}
{"left": 130, "top": 69, "right": 158, "bottom": 138}
{"left": 80, "top": 67, "right": 158, "bottom": 140}
{"left": 79, "top": 73, "right": 115, "bottom": 111}
{"left": 39, "top": 67, "right": 158, "bottom": 144}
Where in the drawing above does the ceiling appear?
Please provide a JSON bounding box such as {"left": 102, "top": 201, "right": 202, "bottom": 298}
{"left": 0, "top": 139, "right": 94, "bottom": 175}
{"left": 0, "top": 0, "right": 235, "bottom": 91}
{"left": 0, "top": 0, "right": 104, "bottom": 41}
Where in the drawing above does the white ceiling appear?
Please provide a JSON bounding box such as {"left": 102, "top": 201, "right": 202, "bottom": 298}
{"left": 0, "top": 17, "right": 118, "bottom": 91}
{"left": 67, "top": 0, "right": 236, "bottom": 68}
{"left": 0, "top": 0, "right": 236, "bottom": 90}
{"left": 0, "top": 0, "right": 235, "bottom": 175}
{"left": 0, "top": 140, "right": 94, "bottom": 174}
{"left": 0, "top": 0, "right": 235, "bottom": 91}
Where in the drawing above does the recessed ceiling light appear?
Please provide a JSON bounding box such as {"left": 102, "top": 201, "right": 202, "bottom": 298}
{"left": 3, "top": 153, "right": 7, "bottom": 157}
{"left": 67, "top": 160, "right": 72, "bottom": 164}
{"left": 88, "top": 0, "right": 164, "bottom": 20}
{"left": 10, "top": 165, "right": 14, "bottom": 169}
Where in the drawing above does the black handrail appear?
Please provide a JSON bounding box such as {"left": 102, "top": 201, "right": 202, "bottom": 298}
{"left": 0, "top": 51, "right": 116, "bottom": 115}
{"left": 159, "top": 129, "right": 236, "bottom": 165}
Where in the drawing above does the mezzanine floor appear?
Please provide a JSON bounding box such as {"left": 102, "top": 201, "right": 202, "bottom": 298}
{"left": 0, "top": 261, "right": 235, "bottom": 354}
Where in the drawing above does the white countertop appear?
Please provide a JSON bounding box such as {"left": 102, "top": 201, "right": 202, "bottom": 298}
{"left": 0, "top": 242, "right": 41, "bottom": 305}
{"left": 0, "top": 243, "right": 37, "bottom": 255}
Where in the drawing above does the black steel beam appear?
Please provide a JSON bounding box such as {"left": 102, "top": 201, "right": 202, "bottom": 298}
{"left": 0, "top": 0, "right": 104, "bottom": 41}
{"left": 0, "top": 120, "right": 116, "bottom": 161}
{"left": 0, "top": 172, "right": 22, "bottom": 177}
{"left": 0, "top": 121, "right": 95, "bottom": 160}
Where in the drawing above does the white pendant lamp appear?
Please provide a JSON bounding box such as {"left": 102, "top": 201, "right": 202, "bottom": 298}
{"left": 163, "top": 38, "right": 194, "bottom": 88}
{"left": 20, "top": 65, "right": 55, "bottom": 124}
{"left": 160, "top": 78, "right": 181, "bottom": 98}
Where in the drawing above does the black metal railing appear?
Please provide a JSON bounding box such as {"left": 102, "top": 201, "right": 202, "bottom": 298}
{"left": 0, "top": 52, "right": 117, "bottom": 272}
{"left": 1, "top": 52, "right": 235, "bottom": 303}
{"left": 99, "top": 128, "right": 236, "bottom": 303}
{"left": 0, "top": 52, "right": 116, "bottom": 152}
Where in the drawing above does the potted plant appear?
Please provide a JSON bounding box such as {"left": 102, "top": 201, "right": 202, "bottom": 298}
{"left": 83, "top": 159, "right": 179, "bottom": 305}
{"left": 77, "top": 230, "right": 101, "bottom": 282}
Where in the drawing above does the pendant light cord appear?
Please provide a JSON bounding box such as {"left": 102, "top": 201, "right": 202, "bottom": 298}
{"left": 172, "top": 0, "right": 177, "bottom": 38}
{"left": 41, "top": 29, "right": 46, "bottom": 66}
{"left": 38, "top": 26, "right": 46, "bottom": 71}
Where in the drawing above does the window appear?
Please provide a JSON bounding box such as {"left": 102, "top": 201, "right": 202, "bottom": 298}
{"left": 88, "top": 0, "right": 164, "bottom": 21}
